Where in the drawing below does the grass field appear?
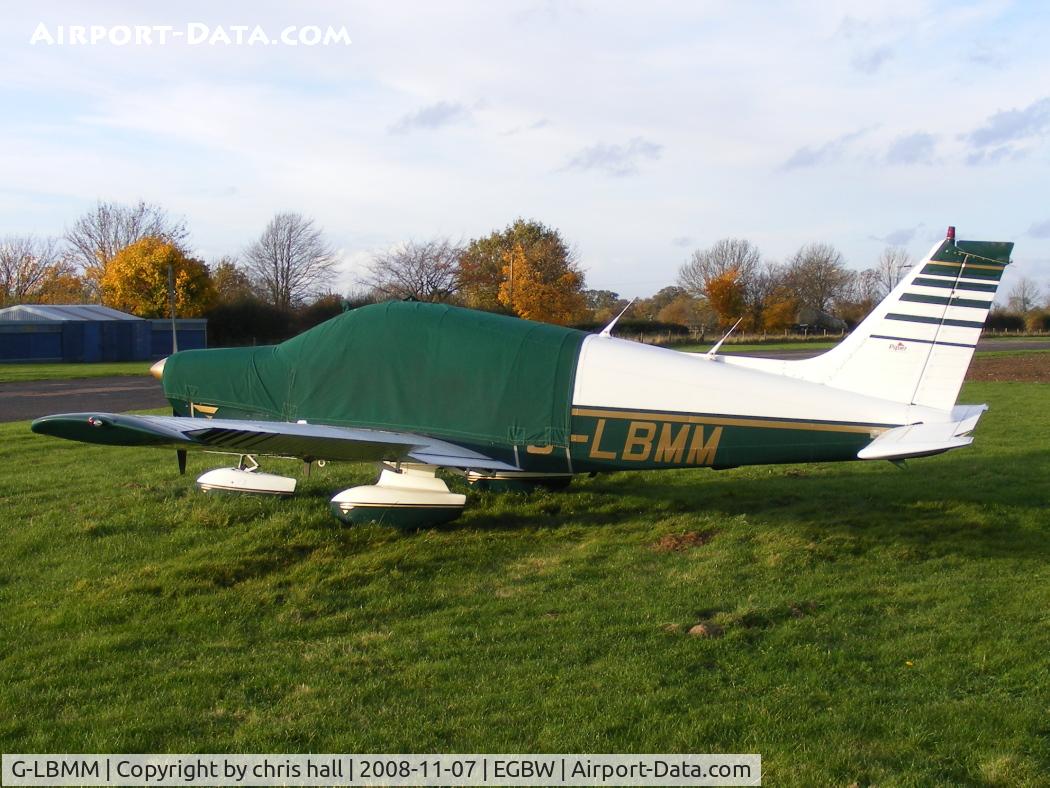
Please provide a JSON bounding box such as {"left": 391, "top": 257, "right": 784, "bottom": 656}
{"left": 0, "top": 361, "right": 150, "bottom": 383}
{"left": 2, "top": 382, "right": 1048, "bottom": 785}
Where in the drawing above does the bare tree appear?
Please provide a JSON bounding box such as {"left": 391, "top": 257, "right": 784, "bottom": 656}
{"left": 65, "top": 200, "right": 188, "bottom": 291}
{"left": 0, "top": 235, "right": 67, "bottom": 306}
{"left": 850, "top": 268, "right": 883, "bottom": 305}
{"left": 872, "top": 246, "right": 911, "bottom": 298}
{"left": 361, "top": 238, "right": 462, "bottom": 302}
{"left": 782, "top": 242, "right": 853, "bottom": 315}
{"left": 678, "top": 238, "right": 761, "bottom": 297}
{"left": 1007, "top": 276, "right": 1041, "bottom": 313}
{"left": 243, "top": 213, "right": 337, "bottom": 309}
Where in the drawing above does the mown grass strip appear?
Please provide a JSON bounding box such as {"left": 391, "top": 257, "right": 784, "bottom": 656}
{"left": 0, "top": 361, "right": 151, "bottom": 383}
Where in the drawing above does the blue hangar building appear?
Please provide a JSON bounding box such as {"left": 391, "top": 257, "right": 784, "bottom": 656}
{"left": 0, "top": 304, "right": 207, "bottom": 363}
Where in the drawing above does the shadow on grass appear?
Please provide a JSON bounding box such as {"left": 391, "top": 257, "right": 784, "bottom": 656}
{"left": 189, "top": 445, "right": 1049, "bottom": 565}
{"left": 574, "top": 450, "right": 1049, "bottom": 560}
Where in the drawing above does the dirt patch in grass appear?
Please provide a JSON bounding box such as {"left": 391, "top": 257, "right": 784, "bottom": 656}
{"left": 967, "top": 353, "right": 1050, "bottom": 382}
{"left": 789, "top": 601, "right": 818, "bottom": 618}
{"left": 652, "top": 530, "right": 717, "bottom": 552}
{"left": 688, "top": 622, "right": 724, "bottom": 638}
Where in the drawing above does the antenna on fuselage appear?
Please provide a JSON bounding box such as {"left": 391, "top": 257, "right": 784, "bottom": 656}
{"left": 705, "top": 317, "right": 743, "bottom": 359}
{"left": 599, "top": 298, "right": 636, "bottom": 337}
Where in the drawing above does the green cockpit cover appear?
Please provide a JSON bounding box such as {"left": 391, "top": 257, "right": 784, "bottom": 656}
{"left": 162, "top": 301, "right": 587, "bottom": 449}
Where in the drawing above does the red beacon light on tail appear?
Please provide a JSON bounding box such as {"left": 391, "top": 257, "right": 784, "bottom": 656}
{"left": 947, "top": 225, "right": 956, "bottom": 243}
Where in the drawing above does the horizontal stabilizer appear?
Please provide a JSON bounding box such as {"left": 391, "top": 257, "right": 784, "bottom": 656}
{"left": 858, "top": 406, "right": 986, "bottom": 461}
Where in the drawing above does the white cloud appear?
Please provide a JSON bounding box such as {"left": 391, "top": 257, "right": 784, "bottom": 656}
{"left": 852, "top": 46, "right": 894, "bottom": 74}
{"left": 886, "top": 132, "right": 936, "bottom": 164}
{"left": 871, "top": 225, "right": 923, "bottom": 246}
{"left": 782, "top": 128, "right": 871, "bottom": 169}
{"left": 563, "top": 138, "right": 663, "bottom": 177}
{"left": 1028, "top": 219, "right": 1050, "bottom": 239}
{"left": 967, "top": 97, "right": 1050, "bottom": 148}
{"left": 389, "top": 101, "right": 472, "bottom": 134}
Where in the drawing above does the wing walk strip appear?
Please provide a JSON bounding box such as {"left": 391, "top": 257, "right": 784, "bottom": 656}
{"left": 193, "top": 428, "right": 273, "bottom": 449}
{"left": 571, "top": 406, "right": 889, "bottom": 434}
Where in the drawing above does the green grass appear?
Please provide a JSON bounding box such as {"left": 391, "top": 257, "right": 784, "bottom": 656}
{"left": 0, "top": 361, "right": 151, "bottom": 383}
{"left": 2, "top": 383, "right": 1048, "bottom": 785}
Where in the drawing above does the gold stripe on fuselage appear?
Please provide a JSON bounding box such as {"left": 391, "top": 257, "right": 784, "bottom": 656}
{"left": 571, "top": 407, "right": 883, "bottom": 435}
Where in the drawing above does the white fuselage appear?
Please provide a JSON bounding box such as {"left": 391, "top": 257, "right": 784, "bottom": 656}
{"left": 570, "top": 335, "right": 950, "bottom": 428}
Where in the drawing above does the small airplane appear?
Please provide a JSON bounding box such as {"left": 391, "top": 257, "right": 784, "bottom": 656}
{"left": 32, "top": 227, "right": 1013, "bottom": 526}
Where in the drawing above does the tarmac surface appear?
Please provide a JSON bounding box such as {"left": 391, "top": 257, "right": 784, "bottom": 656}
{"left": 1, "top": 339, "right": 1047, "bottom": 423}
{"left": 0, "top": 377, "right": 168, "bottom": 423}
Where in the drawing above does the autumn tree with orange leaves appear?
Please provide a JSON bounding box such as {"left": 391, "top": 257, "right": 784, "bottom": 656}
{"left": 100, "top": 237, "right": 215, "bottom": 318}
{"left": 35, "top": 268, "right": 89, "bottom": 304}
{"left": 704, "top": 269, "right": 746, "bottom": 328}
{"left": 761, "top": 290, "right": 798, "bottom": 331}
{"left": 459, "top": 219, "right": 587, "bottom": 324}
{"left": 497, "top": 242, "right": 587, "bottom": 325}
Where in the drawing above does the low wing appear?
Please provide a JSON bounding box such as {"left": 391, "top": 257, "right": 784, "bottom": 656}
{"left": 857, "top": 405, "right": 986, "bottom": 461}
{"left": 30, "top": 413, "right": 518, "bottom": 471}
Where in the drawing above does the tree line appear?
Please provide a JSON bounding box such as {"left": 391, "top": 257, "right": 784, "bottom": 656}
{"left": 3, "top": 202, "right": 1047, "bottom": 344}
{"left": 1, "top": 202, "right": 336, "bottom": 311}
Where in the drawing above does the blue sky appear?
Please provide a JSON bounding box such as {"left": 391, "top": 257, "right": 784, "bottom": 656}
{"left": 2, "top": 0, "right": 1049, "bottom": 300}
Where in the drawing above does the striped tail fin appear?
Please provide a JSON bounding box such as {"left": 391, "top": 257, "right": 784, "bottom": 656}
{"left": 794, "top": 228, "right": 1013, "bottom": 410}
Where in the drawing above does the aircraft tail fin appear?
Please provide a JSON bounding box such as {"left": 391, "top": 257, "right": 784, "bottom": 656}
{"left": 793, "top": 228, "right": 1012, "bottom": 410}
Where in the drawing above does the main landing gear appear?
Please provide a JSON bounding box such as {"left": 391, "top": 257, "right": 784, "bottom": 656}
{"left": 329, "top": 463, "right": 466, "bottom": 527}
{"left": 196, "top": 455, "right": 297, "bottom": 496}
{"left": 193, "top": 457, "right": 574, "bottom": 526}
